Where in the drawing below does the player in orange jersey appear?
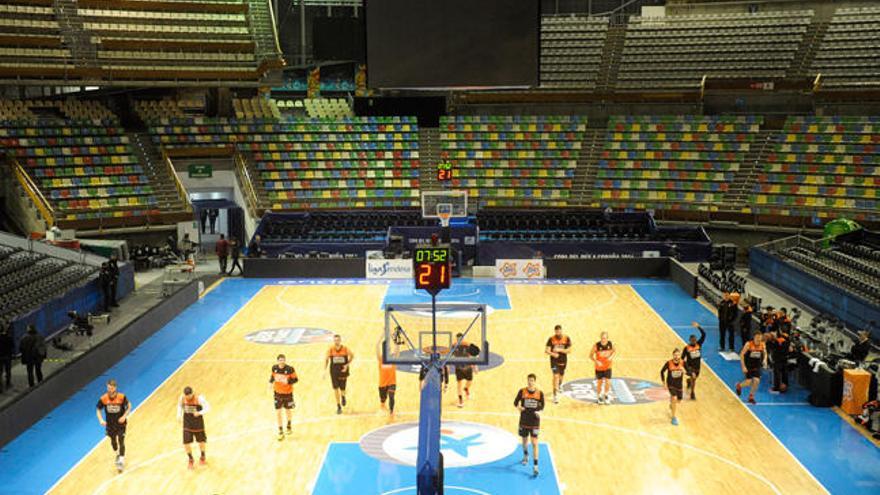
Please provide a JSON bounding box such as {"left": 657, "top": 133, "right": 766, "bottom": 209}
{"left": 376, "top": 339, "right": 397, "bottom": 418}
{"left": 683, "top": 322, "right": 707, "bottom": 400}
{"left": 178, "top": 386, "right": 211, "bottom": 469}
{"left": 514, "top": 373, "right": 545, "bottom": 477}
{"left": 736, "top": 333, "right": 767, "bottom": 405}
{"left": 325, "top": 334, "right": 354, "bottom": 414}
{"left": 590, "top": 332, "right": 615, "bottom": 404}
{"left": 660, "top": 349, "right": 685, "bottom": 426}
{"left": 270, "top": 354, "right": 298, "bottom": 440}
{"left": 96, "top": 379, "right": 131, "bottom": 473}
{"left": 545, "top": 324, "right": 571, "bottom": 404}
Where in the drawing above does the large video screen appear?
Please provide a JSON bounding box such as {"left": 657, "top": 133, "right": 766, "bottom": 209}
{"left": 366, "top": 0, "right": 539, "bottom": 88}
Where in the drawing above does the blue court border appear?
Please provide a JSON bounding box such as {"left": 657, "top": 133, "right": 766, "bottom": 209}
{"left": 634, "top": 281, "right": 880, "bottom": 495}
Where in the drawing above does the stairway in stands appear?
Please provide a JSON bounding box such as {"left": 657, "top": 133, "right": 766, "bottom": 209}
{"left": 128, "top": 132, "right": 191, "bottom": 213}
{"left": 786, "top": 18, "right": 829, "bottom": 79}
{"left": 596, "top": 25, "right": 626, "bottom": 91}
{"left": 572, "top": 123, "right": 608, "bottom": 206}
{"left": 722, "top": 129, "right": 776, "bottom": 208}
{"left": 418, "top": 127, "right": 441, "bottom": 191}
{"left": 54, "top": 0, "right": 98, "bottom": 68}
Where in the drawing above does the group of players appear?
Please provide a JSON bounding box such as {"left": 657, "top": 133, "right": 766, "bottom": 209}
{"left": 92, "top": 320, "right": 748, "bottom": 476}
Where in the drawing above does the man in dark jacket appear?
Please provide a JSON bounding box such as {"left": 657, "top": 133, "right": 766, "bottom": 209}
{"left": 850, "top": 330, "right": 873, "bottom": 362}
{"left": 767, "top": 330, "right": 791, "bottom": 393}
{"left": 718, "top": 293, "right": 737, "bottom": 352}
{"left": 19, "top": 325, "right": 47, "bottom": 387}
{"left": 99, "top": 263, "right": 113, "bottom": 312}
{"left": 108, "top": 254, "right": 120, "bottom": 308}
{"left": 208, "top": 208, "right": 219, "bottom": 234}
{"left": 215, "top": 233, "right": 230, "bottom": 275}
{"left": 739, "top": 301, "right": 754, "bottom": 348}
{"left": 199, "top": 208, "right": 208, "bottom": 234}
{"left": 0, "top": 323, "right": 13, "bottom": 392}
{"left": 248, "top": 235, "right": 264, "bottom": 258}
{"left": 228, "top": 237, "right": 243, "bottom": 276}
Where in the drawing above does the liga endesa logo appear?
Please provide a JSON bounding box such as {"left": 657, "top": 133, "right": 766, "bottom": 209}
{"left": 560, "top": 377, "right": 669, "bottom": 405}
{"left": 368, "top": 261, "right": 411, "bottom": 277}
{"left": 244, "top": 327, "right": 334, "bottom": 345}
{"left": 360, "top": 421, "right": 518, "bottom": 468}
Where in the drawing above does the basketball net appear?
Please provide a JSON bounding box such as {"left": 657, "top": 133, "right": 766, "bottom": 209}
{"left": 437, "top": 203, "right": 452, "bottom": 228}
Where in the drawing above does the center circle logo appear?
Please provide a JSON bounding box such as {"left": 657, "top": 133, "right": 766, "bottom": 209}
{"left": 561, "top": 377, "right": 669, "bottom": 405}
{"left": 396, "top": 352, "right": 504, "bottom": 374}
{"left": 244, "top": 327, "right": 334, "bottom": 345}
{"left": 360, "top": 421, "right": 518, "bottom": 468}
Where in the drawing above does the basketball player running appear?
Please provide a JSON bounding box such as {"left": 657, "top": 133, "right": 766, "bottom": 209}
{"left": 683, "top": 322, "right": 707, "bottom": 400}
{"left": 376, "top": 339, "right": 397, "bottom": 417}
{"left": 736, "top": 332, "right": 767, "bottom": 405}
{"left": 452, "top": 333, "right": 477, "bottom": 408}
{"left": 325, "top": 335, "right": 354, "bottom": 414}
{"left": 270, "top": 354, "right": 298, "bottom": 439}
{"left": 514, "top": 373, "right": 544, "bottom": 476}
{"left": 660, "top": 349, "right": 686, "bottom": 425}
{"left": 178, "top": 386, "right": 210, "bottom": 469}
{"left": 590, "top": 332, "right": 615, "bottom": 404}
{"left": 545, "top": 324, "right": 571, "bottom": 404}
{"left": 95, "top": 379, "right": 131, "bottom": 472}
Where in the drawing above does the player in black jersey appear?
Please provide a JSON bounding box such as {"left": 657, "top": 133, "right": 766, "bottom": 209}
{"left": 95, "top": 379, "right": 131, "bottom": 472}
{"left": 452, "top": 333, "right": 477, "bottom": 408}
{"left": 545, "top": 325, "right": 571, "bottom": 404}
{"left": 514, "top": 373, "right": 545, "bottom": 476}
{"left": 178, "top": 386, "right": 211, "bottom": 469}
{"left": 661, "top": 350, "right": 686, "bottom": 426}
{"left": 419, "top": 362, "right": 449, "bottom": 392}
{"left": 683, "top": 322, "right": 707, "bottom": 400}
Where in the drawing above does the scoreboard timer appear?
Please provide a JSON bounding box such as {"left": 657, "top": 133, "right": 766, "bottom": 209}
{"left": 412, "top": 245, "right": 451, "bottom": 294}
{"left": 436, "top": 161, "right": 454, "bottom": 182}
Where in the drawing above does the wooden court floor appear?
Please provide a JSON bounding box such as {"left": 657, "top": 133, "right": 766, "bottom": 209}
{"left": 49, "top": 283, "right": 825, "bottom": 495}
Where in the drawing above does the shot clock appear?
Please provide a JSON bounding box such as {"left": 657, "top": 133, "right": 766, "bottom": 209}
{"left": 436, "top": 161, "right": 454, "bottom": 182}
{"left": 412, "top": 245, "right": 451, "bottom": 294}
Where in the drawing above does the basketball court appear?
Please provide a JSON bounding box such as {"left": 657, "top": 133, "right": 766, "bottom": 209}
{"left": 3, "top": 277, "right": 878, "bottom": 494}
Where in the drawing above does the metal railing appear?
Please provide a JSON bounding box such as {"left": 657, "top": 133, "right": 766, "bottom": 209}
{"left": 234, "top": 151, "right": 261, "bottom": 217}
{"left": 9, "top": 158, "right": 55, "bottom": 228}
{"left": 161, "top": 150, "right": 193, "bottom": 213}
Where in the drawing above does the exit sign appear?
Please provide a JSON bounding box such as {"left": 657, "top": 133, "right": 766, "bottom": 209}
{"left": 188, "top": 164, "right": 212, "bottom": 178}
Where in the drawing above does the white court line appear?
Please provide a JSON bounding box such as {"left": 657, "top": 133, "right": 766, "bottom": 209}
{"left": 752, "top": 402, "right": 812, "bottom": 407}
{"left": 186, "top": 357, "right": 671, "bottom": 365}
{"left": 447, "top": 410, "right": 782, "bottom": 495}
{"left": 627, "top": 288, "right": 830, "bottom": 495}
{"left": 45, "top": 285, "right": 269, "bottom": 495}
{"left": 545, "top": 442, "right": 565, "bottom": 494}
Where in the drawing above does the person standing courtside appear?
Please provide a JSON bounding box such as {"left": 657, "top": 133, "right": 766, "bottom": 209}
{"left": 718, "top": 293, "right": 737, "bottom": 352}
{"left": 270, "top": 354, "right": 298, "bottom": 440}
{"left": 227, "top": 237, "right": 243, "bottom": 276}
{"left": 514, "top": 373, "right": 544, "bottom": 476}
{"left": 108, "top": 254, "right": 120, "bottom": 308}
{"left": 178, "top": 386, "right": 210, "bottom": 469}
{"left": 0, "top": 323, "right": 14, "bottom": 392}
{"left": 325, "top": 335, "right": 354, "bottom": 414}
{"left": 248, "top": 234, "right": 264, "bottom": 258}
{"left": 215, "top": 234, "right": 229, "bottom": 275}
{"left": 208, "top": 208, "right": 219, "bottom": 235}
{"left": 96, "top": 379, "right": 131, "bottom": 472}
{"left": 545, "top": 324, "right": 571, "bottom": 404}
{"left": 99, "top": 262, "right": 113, "bottom": 312}
{"left": 739, "top": 300, "right": 755, "bottom": 348}
{"left": 590, "top": 332, "right": 615, "bottom": 404}
{"left": 19, "top": 325, "right": 46, "bottom": 387}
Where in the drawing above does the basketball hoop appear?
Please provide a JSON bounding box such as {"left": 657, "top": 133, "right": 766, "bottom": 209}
{"left": 436, "top": 203, "right": 453, "bottom": 228}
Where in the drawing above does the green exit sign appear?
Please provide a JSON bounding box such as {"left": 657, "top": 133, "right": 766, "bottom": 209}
{"left": 188, "top": 164, "right": 212, "bottom": 178}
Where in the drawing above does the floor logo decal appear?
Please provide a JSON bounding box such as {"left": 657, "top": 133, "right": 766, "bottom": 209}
{"left": 561, "top": 377, "right": 669, "bottom": 405}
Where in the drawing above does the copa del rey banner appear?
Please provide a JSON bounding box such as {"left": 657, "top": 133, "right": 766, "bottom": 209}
{"left": 494, "top": 259, "right": 545, "bottom": 279}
